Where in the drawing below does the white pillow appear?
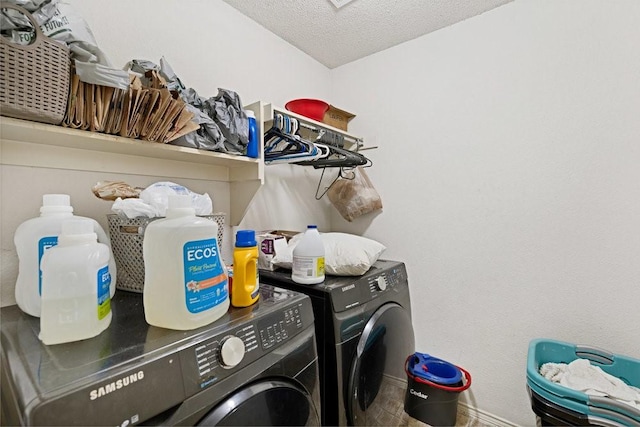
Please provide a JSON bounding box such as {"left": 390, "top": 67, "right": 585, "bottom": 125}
{"left": 271, "top": 232, "right": 386, "bottom": 276}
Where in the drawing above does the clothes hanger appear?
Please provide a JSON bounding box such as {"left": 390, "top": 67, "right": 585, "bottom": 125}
{"left": 294, "top": 144, "right": 370, "bottom": 168}
{"left": 264, "top": 130, "right": 305, "bottom": 159}
{"left": 264, "top": 126, "right": 326, "bottom": 164}
{"left": 265, "top": 114, "right": 332, "bottom": 164}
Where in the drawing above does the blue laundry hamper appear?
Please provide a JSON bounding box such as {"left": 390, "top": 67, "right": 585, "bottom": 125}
{"left": 526, "top": 339, "right": 640, "bottom": 426}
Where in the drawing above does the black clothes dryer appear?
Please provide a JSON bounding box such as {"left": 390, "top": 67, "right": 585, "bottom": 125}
{"left": 259, "top": 259, "right": 415, "bottom": 426}
{"left": 1, "top": 285, "right": 320, "bottom": 426}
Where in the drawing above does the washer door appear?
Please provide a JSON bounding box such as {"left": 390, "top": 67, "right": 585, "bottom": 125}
{"left": 347, "top": 303, "right": 415, "bottom": 426}
{"left": 197, "top": 379, "right": 319, "bottom": 426}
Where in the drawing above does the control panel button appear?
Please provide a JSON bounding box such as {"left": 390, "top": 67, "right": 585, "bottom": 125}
{"left": 219, "top": 335, "right": 245, "bottom": 368}
{"left": 375, "top": 276, "right": 387, "bottom": 291}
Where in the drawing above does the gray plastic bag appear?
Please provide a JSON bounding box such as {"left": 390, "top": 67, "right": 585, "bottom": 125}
{"left": 172, "top": 88, "right": 249, "bottom": 154}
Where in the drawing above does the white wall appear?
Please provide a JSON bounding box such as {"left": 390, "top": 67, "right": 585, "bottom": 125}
{"left": 331, "top": 0, "right": 640, "bottom": 424}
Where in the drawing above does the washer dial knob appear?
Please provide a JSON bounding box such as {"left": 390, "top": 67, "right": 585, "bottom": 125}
{"left": 219, "top": 335, "right": 245, "bottom": 368}
{"left": 375, "top": 276, "right": 387, "bottom": 291}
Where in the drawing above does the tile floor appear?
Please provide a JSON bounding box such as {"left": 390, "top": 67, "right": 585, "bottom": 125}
{"left": 402, "top": 408, "right": 488, "bottom": 427}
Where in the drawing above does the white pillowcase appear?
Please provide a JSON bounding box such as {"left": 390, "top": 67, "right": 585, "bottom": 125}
{"left": 271, "top": 232, "right": 386, "bottom": 276}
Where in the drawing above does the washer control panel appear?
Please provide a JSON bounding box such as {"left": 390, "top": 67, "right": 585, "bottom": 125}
{"left": 192, "top": 323, "right": 259, "bottom": 387}
{"left": 180, "top": 299, "right": 310, "bottom": 396}
{"left": 365, "top": 265, "right": 406, "bottom": 296}
{"left": 258, "top": 303, "right": 304, "bottom": 350}
{"left": 330, "top": 262, "right": 408, "bottom": 313}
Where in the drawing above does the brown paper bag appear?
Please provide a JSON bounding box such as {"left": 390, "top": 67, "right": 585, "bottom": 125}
{"left": 82, "top": 83, "right": 94, "bottom": 131}
{"left": 148, "top": 98, "right": 184, "bottom": 142}
{"left": 93, "top": 85, "right": 114, "bottom": 132}
{"left": 63, "top": 73, "right": 81, "bottom": 128}
{"left": 142, "top": 90, "right": 173, "bottom": 140}
{"left": 165, "top": 108, "right": 198, "bottom": 142}
{"left": 118, "top": 88, "right": 145, "bottom": 138}
{"left": 64, "top": 76, "right": 86, "bottom": 129}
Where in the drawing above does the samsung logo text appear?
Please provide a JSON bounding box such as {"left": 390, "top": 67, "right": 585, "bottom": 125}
{"left": 89, "top": 371, "right": 144, "bottom": 400}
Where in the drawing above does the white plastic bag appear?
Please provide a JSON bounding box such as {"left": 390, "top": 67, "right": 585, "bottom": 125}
{"left": 139, "top": 182, "right": 212, "bottom": 217}
{"left": 111, "top": 182, "right": 213, "bottom": 218}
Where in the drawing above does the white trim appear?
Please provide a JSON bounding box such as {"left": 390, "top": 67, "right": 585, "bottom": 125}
{"left": 458, "top": 402, "right": 519, "bottom": 427}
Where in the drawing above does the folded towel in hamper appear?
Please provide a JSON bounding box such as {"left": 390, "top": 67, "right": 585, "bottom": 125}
{"left": 540, "top": 359, "right": 640, "bottom": 410}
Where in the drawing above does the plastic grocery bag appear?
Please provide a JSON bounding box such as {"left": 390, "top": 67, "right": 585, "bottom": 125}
{"left": 327, "top": 167, "right": 383, "bottom": 222}
{"left": 125, "top": 58, "right": 186, "bottom": 94}
{"left": 111, "top": 182, "right": 213, "bottom": 218}
{"left": 172, "top": 88, "right": 249, "bottom": 154}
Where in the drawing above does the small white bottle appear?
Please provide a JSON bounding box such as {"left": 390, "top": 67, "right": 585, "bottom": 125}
{"left": 39, "top": 219, "right": 113, "bottom": 345}
{"left": 14, "top": 194, "right": 117, "bottom": 317}
{"left": 292, "top": 225, "right": 325, "bottom": 284}
{"left": 143, "top": 195, "right": 229, "bottom": 330}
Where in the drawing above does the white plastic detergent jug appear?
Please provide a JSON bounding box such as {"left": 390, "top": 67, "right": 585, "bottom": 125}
{"left": 292, "top": 225, "right": 325, "bottom": 284}
{"left": 39, "top": 218, "right": 113, "bottom": 345}
{"left": 143, "top": 195, "right": 229, "bottom": 330}
{"left": 14, "top": 194, "right": 117, "bottom": 317}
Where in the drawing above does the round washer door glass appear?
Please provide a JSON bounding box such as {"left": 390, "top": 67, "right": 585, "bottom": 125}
{"left": 197, "top": 380, "right": 319, "bottom": 426}
{"left": 348, "top": 302, "right": 415, "bottom": 426}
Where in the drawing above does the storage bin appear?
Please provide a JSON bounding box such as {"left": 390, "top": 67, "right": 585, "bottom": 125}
{"left": 526, "top": 338, "right": 640, "bottom": 426}
{"left": 0, "top": 2, "right": 70, "bottom": 125}
{"left": 106, "top": 213, "right": 225, "bottom": 293}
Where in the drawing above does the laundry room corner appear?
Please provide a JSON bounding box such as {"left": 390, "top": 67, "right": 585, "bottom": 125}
{"left": 2, "top": 0, "right": 639, "bottom": 425}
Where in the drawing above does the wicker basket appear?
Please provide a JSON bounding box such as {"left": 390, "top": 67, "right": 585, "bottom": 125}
{"left": 107, "top": 213, "right": 226, "bottom": 293}
{"left": 0, "top": 2, "right": 70, "bottom": 125}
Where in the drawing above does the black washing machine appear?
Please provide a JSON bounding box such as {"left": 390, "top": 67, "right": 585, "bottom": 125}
{"left": 259, "top": 259, "right": 415, "bottom": 426}
{"left": 1, "top": 284, "right": 320, "bottom": 426}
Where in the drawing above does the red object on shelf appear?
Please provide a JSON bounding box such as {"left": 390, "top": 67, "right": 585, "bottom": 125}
{"left": 284, "top": 99, "right": 330, "bottom": 121}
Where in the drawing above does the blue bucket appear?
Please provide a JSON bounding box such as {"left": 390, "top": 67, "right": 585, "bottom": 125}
{"left": 404, "top": 353, "right": 471, "bottom": 426}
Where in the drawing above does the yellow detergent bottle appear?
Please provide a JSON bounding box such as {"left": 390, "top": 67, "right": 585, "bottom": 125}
{"left": 231, "top": 230, "right": 259, "bottom": 307}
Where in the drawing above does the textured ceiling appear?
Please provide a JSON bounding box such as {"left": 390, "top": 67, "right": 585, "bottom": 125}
{"left": 222, "top": 0, "right": 513, "bottom": 69}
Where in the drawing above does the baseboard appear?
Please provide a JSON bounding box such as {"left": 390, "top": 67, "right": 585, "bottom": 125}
{"left": 458, "top": 402, "right": 519, "bottom": 427}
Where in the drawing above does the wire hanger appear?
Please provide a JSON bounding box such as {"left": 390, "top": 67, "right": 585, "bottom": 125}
{"left": 315, "top": 167, "right": 356, "bottom": 200}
